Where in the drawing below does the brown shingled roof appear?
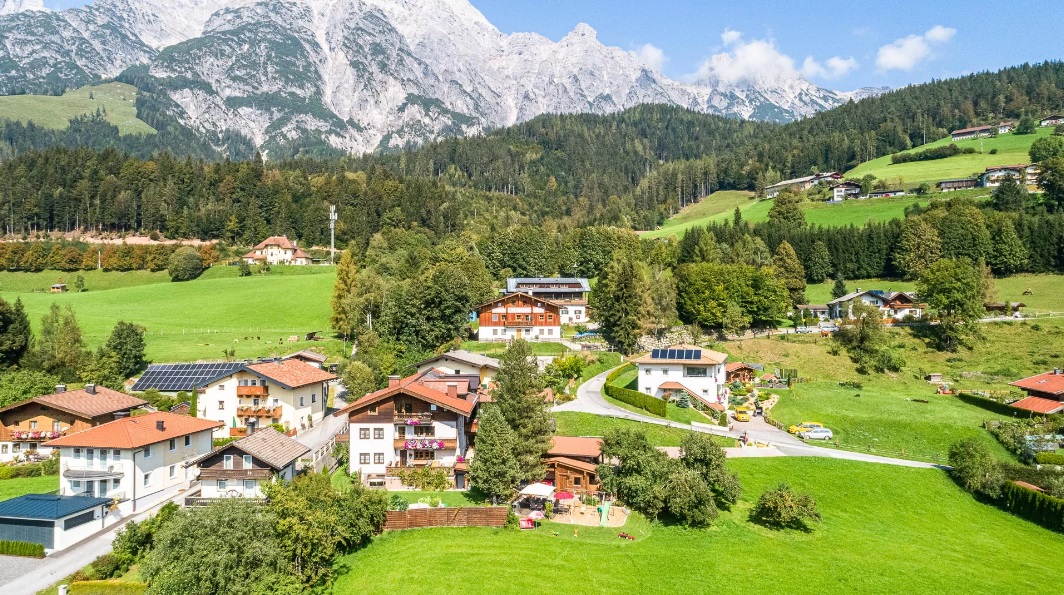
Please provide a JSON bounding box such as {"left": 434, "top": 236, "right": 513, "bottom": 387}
{"left": 333, "top": 371, "right": 476, "bottom": 418}
{"left": 251, "top": 236, "right": 298, "bottom": 250}
{"left": 246, "top": 359, "right": 336, "bottom": 389}
{"left": 0, "top": 387, "right": 146, "bottom": 419}
{"left": 193, "top": 427, "right": 309, "bottom": 470}
{"left": 44, "top": 412, "right": 222, "bottom": 449}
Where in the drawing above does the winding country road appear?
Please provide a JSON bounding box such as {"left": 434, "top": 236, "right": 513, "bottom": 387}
{"left": 554, "top": 368, "right": 945, "bottom": 469}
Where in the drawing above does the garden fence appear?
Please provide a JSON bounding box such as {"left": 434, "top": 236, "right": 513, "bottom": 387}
{"left": 384, "top": 506, "right": 508, "bottom": 530}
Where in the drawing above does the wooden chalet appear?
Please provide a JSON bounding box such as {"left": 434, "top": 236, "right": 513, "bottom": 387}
{"left": 544, "top": 437, "right": 602, "bottom": 494}
{"left": 189, "top": 427, "right": 309, "bottom": 502}
{"left": 475, "top": 292, "right": 562, "bottom": 342}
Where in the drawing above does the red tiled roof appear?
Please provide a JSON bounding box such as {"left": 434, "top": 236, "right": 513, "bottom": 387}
{"left": 291, "top": 248, "right": 312, "bottom": 260}
{"left": 1010, "top": 372, "right": 1064, "bottom": 397}
{"left": 1009, "top": 396, "right": 1064, "bottom": 415}
{"left": 0, "top": 387, "right": 146, "bottom": 419}
{"left": 333, "top": 371, "right": 475, "bottom": 418}
{"left": 545, "top": 456, "right": 599, "bottom": 474}
{"left": 44, "top": 412, "right": 222, "bottom": 449}
{"left": 251, "top": 236, "right": 298, "bottom": 250}
{"left": 548, "top": 436, "right": 602, "bottom": 459}
{"left": 658, "top": 381, "right": 689, "bottom": 390}
{"left": 725, "top": 362, "right": 755, "bottom": 372}
{"left": 246, "top": 359, "right": 336, "bottom": 389}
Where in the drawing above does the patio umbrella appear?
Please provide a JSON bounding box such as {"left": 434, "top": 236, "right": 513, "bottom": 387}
{"left": 519, "top": 482, "right": 556, "bottom": 498}
{"left": 554, "top": 491, "right": 575, "bottom": 500}
{"left": 527, "top": 511, "right": 545, "bottom": 520}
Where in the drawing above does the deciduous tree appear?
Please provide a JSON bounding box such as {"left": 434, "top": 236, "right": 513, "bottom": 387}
{"left": 893, "top": 217, "right": 942, "bottom": 279}
{"left": 917, "top": 258, "right": 985, "bottom": 351}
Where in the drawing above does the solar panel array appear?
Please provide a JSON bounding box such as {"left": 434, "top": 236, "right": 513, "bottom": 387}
{"left": 131, "top": 362, "right": 244, "bottom": 392}
{"left": 650, "top": 348, "right": 703, "bottom": 360}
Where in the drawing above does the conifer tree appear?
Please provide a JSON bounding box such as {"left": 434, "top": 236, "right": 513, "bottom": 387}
{"left": 772, "top": 240, "right": 806, "bottom": 307}
{"left": 806, "top": 241, "right": 832, "bottom": 284}
{"left": 0, "top": 298, "right": 31, "bottom": 368}
{"left": 493, "top": 340, "right": 551, "bottom": 483}
{"left": 468, "top": 405, "right": 521, "bottom": 502}
{"left": 590, "top": 253, "right": 649, "bottom": 355}
{"left": 831, "top": 275, "right": 848, "bottom": 299}
{"left": 330, "top": 248, "right": 360, "bottom": 338}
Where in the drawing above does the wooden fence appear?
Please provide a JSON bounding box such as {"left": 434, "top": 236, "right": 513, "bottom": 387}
{"left": 384, "top": 507, "right": 508, "bottom": 530}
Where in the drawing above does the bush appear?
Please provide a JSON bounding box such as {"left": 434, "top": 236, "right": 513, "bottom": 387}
{"left": 949, "top": 438, "right": 1004, "bottom": 497}
{"left": 91, "top": 553, "right": 130, "bottom": 579}
{"left": 167, "top": 246, "right": 203, "bottom": 282}
{"left": 890, "top": 143, "right": 974, "bottom": 164}
{"left": 604, "top": 383, "right": 667, "bottom": 417}
{"left": 388, "top": 494, "right": 409, "bottom": 511}
{"left": 999, "top": 481, "right": 1064, "bottom": 533}
{"left": 69, "top": 581, "right": 148, "bottom": 595}
{"left": 751, "top": 483, "right": 821, "bottom": 529}
{"left": 1035, "top": 452, "right": 1064, "bottom": 466}
{"left": 0, "top": 539, "right": 44, "bottom": 557}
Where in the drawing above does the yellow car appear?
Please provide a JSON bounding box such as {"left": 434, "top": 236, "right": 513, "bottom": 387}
{"left": 788, "top": 421, "right": 825, "bottom": 435}
{"left": 734, "top": 407, "right": 751, "bottom": 422}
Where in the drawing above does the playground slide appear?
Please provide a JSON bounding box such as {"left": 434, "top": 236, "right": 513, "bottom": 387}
{"left": 599, "top": 502, "right": 611, "bottom": 527}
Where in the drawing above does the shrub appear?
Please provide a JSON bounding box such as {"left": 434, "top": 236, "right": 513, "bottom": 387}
{"left": 69, "top": 581, "right": 148, "bottom": 595}
{"left": 504, "top": 507, "right": 519, "bottom": 530}
{"left": 890, "top": 143, "right": 974, "bottom": 164}
{"left": 949, "top": 438, "right": 1004, "bottom": 497}
{"left": 91, "top": 553, "right": 130, "bottom": 579}
{"left": 1036, "top": 452, "right": 1064, "bottom": 466}
{"left": 998, "top": 481, "right": 1064, "bottom": 533}
{"left": 751, "top": 483, "right": 821, "bottom": 529}
{"left": 167, "top": 246, "right": 203, "bottom": 282}
{"left": 388, "top": 495, "right": 409, "bottom": 511}
{"left": 0, "top": 540, "right": 45, "bottom": 557}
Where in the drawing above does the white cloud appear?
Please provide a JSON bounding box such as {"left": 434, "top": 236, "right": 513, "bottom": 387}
{"left": 634, "top": 43, "right": 667, "bottom": 72}
{"left": 720, "top": 28, "right": 742, "bottom": 46}
{"left": 876, "top": 25, "right": 956, "bottom": 71}
{"left": 801, "top": 55, "right": 859, "bottom": 80}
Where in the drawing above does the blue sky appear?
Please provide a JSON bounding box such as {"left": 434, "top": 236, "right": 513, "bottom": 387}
{"left": 43, "top": 0, "right": 1064, "bottom": 90}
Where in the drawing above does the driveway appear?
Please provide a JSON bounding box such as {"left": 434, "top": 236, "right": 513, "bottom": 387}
{"left": 554, "top": 368, "right": 943, "bottom": 469}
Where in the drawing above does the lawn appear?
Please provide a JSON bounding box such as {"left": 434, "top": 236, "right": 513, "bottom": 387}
{"left": 0, "top": 82, "right": 155, "bottom": 135}
{"left": 0, "top": 475, "right": 58, "bottom": 501}
{"left": 846, "top": 127, "right": 1054, "bottom": 186}
{"left": 461, "top": 341, "right": 568, "bottom": 356}
{"left": 331, "top": 457, "right": 1064, "bottom": 594}
{"left": 728, "top": 320, "right": 1064, "bottom": 461}
{"left": 640, "top": 190, "right": 757, "bottom": 239}
{"left": 552, "top": 412, "right": 733, "bottom": 447}
{"left": 0, "top": 265, "right": 339, "bottom": 362}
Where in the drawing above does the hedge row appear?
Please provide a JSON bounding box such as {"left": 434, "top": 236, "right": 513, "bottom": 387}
{"left": 0, "top": 457, "right": 60, "bottom": 479}
{"left": 70, "top": 581, "right": 147, "bottom": 595}
{"left": 999, "top": 481, "right": 1064, "bottom": 533}
{"left": 603, "top": 383, "right": 667, "bottom": 417}
{"left": 0, "top": 540, "right": 45, "bottom": 557}
{"left": 1035, "top": 452, "right": 1064, "bottom": 465}
{"left": 605, "top": 363, "right": 633, "bottom": 385}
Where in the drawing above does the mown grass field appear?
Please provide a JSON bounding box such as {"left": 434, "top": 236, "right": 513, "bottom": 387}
{"left": 0, "top": 82, "right": 155, "bottom": 135}
{"left": 331, "top": 457, "right": 1064, "bottom": 594}
{"left": 0, "top": 475, "right": 58, "bottom": 502}
{"left": 846, "top": 126, "right": 1054, "bottom": 186}
{"left": 640, "top": 190, "right": 756, "bottom": 239}
{"left": 552, "top": 412, "right": 724, "bottom": 447}
{"left": 0, "top": 265, "right": 339, "bottom": 363}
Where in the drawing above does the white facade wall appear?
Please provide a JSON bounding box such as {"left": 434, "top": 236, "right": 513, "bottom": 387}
{"left": 478, "top": 325, "right": 561, "bottom": 342}
{"left": 637, "top": 363, "right": 726, "bottom": 403}
{"left": 199, "top": 462, "right": 295, "bottom": 499}
{"left": 49, "top": 505, "right": 108, "bottom": 551}
{"left": 348, "top": 418, "right": 462, "bottom": 481}
{"left": 557, "top": 305, "right": 587, "bottom": 325}
{"left": 199, "top": 372, "right": 327, "bottom": 437}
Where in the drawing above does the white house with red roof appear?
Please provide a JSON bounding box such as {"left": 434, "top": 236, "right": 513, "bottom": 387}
{"left": 332, "top": 369, "right": 480, "bottom": 489}
{"left": 631, "top": 345, "right": 729, "bottom": 410}
{"left": 45, "top": 412, "right": 222, "bottom": 513}
{"left": 242, "top": 236, "right": 313, "bottom": 265}
{"left": 196, "top": 359, "right": 337, "bottom": 438}
{"left": 1009, "top": 369, "right": 1064, "bottom": 414}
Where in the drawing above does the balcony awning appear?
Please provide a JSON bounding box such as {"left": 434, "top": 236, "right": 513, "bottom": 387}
{"left": 63, "top": 468, "right": 124, "bottom": 480}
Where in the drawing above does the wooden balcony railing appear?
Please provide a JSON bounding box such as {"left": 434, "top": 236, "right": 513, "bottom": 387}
{"left": 236, "top": 406, "right": 282, "bottom": 418}
{"left": 385, "top": 463, "right": 456, "bottom": 477}
{"left": 237, "top": 386, "right": 269, "bottom": 397}
{"left": 394, "top": 412, "right": 433, "bottom": 424}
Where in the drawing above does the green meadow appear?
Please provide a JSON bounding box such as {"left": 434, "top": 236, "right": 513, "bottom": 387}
{"left": 0, "top": 265, "right": 339, "bottom": 363}
{"left": 846, "top": 126, "right": 1054, "bottom": 187}
{"left": 331, "top": 457, "right": 1064, "bottom": 594}
{"left": 640, "top": 190, "right": 757, "bottom": 239}
{"left": 805, "top": 274, "right": 1064, "bottom": 313}
{"left": 0, "top": 82, "right": 155, "bottom": 135}
{"left": 0, "top": 475, "right": 59, "bottom": 502}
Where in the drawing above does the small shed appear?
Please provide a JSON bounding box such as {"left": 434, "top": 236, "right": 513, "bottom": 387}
{"left": 0, "top": 494, "right": 110, "bottom": 551}
{"left": 925, "top": 373, "right": 944, "bottom": 383}
{"left": 50, "top": 283, "right": 68, "bottom": 293}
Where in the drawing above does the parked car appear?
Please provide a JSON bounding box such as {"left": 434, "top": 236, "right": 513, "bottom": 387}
{"left": 734, "top": 407, "right": 751, "bottom": 422}
{"left": 788, "top": 421, "right": 824, "bottom": 435}
{"left": 799, "top": 427, "right": 834, "bottom": 440}
{"left": 819, "top": 323, "right": 839, "bottom": 332}
{"left": 795, "top": 326, "right": 814, "bottom": 334}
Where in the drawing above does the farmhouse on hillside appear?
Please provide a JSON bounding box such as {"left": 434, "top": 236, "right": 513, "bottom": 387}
{"left": 830, "top": 181, "right": 862, "bottom": 202}
{"left": 827, "top": 289, "right": 923, "bottom": 321}
{"left": 242, "top": 236, "right": 313, "bottom": 265}
{"left": 415, "top": 350, "right": 500, "bottom": 384}
{"left": 1009, "top": 370, "right": 1064, "bottom": 415}
{"left": 1040, "top": 114, "right": 1064, "bottom": 127}
{"left": 189, "top": 427, "right": 309, "bottom": 501}
{"left": 632, "top": 345, "right": 728, "bottom": 409}
{"left": 0, "top": 494, "right": 112, "bottom": 553}
{"left": 795, "top": 303, "right": 830, "bottom": 320}
{"left": 44, "top": 412, "right": 221, "bottom": 513}
{"left": 981, "top": 164, "right": 1041, "bottom": 189}
{"left": 475, "top": 292, "right": 562, "bottom": 342}
{"left": 503, "top": 277, "right": 591, "bottom": 324}
{"left": 334, "top": 369, "right": 481, "bottom": 489}
{"left": 950, "top": 124, "right": 994, "bottom": 141}
{"left": 0, "top": 385, "right": 147, "bottom": 463}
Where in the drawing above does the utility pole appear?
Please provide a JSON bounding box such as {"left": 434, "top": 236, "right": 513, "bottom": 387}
{"left": 329, "top": 204, "right": 337, "bottom": 265}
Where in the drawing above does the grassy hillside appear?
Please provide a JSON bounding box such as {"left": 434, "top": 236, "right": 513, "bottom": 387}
{"left": 0, "top": 82, "right": 155, "bottom": 135}
{"left": 806, "top": 274, "right": 1064, "bottom": 313}
{"left": 640, "top": 190, "right": 757, "bottom": 239}
{"left": 332, "top": 457, "right": 1064, "bottom": 594}
{"left": 0, "top": 266, "right": 338, "bottom": 362}
{"left": 846, "top": 127, "right": 1054, "bottom": 186}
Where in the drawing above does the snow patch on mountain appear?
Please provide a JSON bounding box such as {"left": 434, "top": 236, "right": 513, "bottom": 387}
{"left": 0, "top": 0, "right": 45, "bottom": 15}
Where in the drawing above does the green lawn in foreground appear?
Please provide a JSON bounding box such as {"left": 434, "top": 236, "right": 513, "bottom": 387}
{"left": 0, "top": 266, "right": 339, "bottom": 362}
{"left": 846, "top": 126, "right": 1054, "bottom": 186}
{"left": 331, "top": 457, "right": 1064, "bottom": 594}
{"left": 0, "top": 475, "right": 59, "bottom": 501}
{"left": 805, "top": 274, "right": 1064, "bottom": 313}
{"left": 0, "top": 82, "right": 155, "bottom": 135}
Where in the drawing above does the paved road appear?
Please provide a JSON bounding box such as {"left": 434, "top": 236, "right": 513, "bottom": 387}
{"left": 554, "top": 369, "right": 943, "bottom": 469}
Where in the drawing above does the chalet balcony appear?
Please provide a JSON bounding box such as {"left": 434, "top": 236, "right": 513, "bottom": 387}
{"left": 237, "top": 385, "right": 269, "bottom": 397}
{"left": 394, "top": 412, "right": 433, "bottom": 424}
{"left": 393, "top": 438, "right": 457, "bottom": 450}
{"left": 236, "top": 405, "right": 283, "bottom": 418}
{"left": 2, "top": 428, "right": 66, "bottom": 442}
{"left": 199, "top": 468, "right": 274, "bottom": 480}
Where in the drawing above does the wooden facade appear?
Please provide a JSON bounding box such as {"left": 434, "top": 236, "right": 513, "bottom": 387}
{"left": 476, "top": 292, "right": 561, "bottom": 337}
{"left": 544, "top": 457, "right": 599, "bottom": 493}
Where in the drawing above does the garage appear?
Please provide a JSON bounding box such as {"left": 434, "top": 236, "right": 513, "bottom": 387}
{"left": 0, "top": 494, "right": 110, "bottom": 552}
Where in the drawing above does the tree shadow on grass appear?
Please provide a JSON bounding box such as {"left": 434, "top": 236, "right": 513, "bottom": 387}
{"left": 747, "top": 511, "right": 819, "bottom": 534}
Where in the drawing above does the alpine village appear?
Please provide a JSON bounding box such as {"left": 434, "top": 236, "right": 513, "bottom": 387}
{"left": 0, "top": 1, "right": 1062, "bottom": 593}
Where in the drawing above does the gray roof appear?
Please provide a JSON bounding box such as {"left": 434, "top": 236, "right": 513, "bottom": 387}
{"left": 194, "top": 427, "right": 310, "bottom": 471}
{"left": 131, "top": 362, "right": 244, "bottom": 392}
{"left": 417, "top": 350, "right": 500, "bottom": 371}
{"left": 0, "top": 494, "right": 110, "bottom": 520}
{"left": 506, "top": 277, "right": 590, "bottom": 293}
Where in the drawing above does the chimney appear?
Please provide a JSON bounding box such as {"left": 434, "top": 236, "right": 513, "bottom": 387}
{"left": 55, "top": 384, "right": 66, "bottom": 394}
{"left": 156, "top": 420, "right": 165, "bottom": 431}
{"left": 388, "top": 375, "right": 401, "bottom": 388}
{"left": 85, "top": 384, "right": 96, "bottom": 395}
{"left": 1055, "top": 368, "right": 1061, "bottom": 375}
{"left": 446, "top": 382, "right": 458, "bottom": 399}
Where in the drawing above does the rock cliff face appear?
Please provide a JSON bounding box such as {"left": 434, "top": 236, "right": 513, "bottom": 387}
{"left": 0, "top": 0, "right": 856, "bottom": 153}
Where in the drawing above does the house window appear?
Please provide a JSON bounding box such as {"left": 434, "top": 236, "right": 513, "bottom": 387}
{"left": 243, "top": 455, "right": 252, "bottom": 468}
{"left": 113, "top": 478, "right": 121, "bottom": 489}
{"left": 548, "top": 329, "right": 554, "bottom": 335}
{"left": 492, "top": 314, "right": 499, "bottom": 321}
{"left": 99, "top": 451, "right": 108, "bottom": 464}
{"left": 218, "top": 401, "right": 225, "bottom": 410}
{"left": 86, "top": 449, "right": 94, "bottom": 462}
{"left": 53, "top": 421, "right": 62, "bottom": 432}
{"left": 169, "top": 465, "right": 176, "bottom": 478}
{"left": 661, "top": 369, "right": 669, "bottom": 375}
{"left": 493, "top": 329, "right": 499, "bottom": 336}
{"left": 169, "top": 439, "right": 176, "bottom": 451}
{"left": 184, "top": 436, "right": 191, "bottom": 447}
{"left": 430, "top": 404, "right": 437, "bottom": 411}
{"left": 29, "top": 421, "right": 37, "bottom": 430}
{"left": 685, "top": 367, "right": 708, "bottom": 378}
{"left": 72, "top": 480, "right": 82, "bottom": 489}
{"left": 413, "top": 451, "right": 435, "bottom": 461}
{"left": 143, "top": 472, "right": 151, "bottom": 487}
{"left": 12, "top": 443, "right": 19, "bottom": 452}
{"left": 218, "top": 480, "right": 227, "bottom": 491}
{"left": 0, "top": 445, "right": 6, "bottom": 454}
{"left": 359, "top": 428, "right": 370, "bottom": 440}
{"left": 573, "top": 477, "right": 582, "bottom": 486}
{"left": 413, "top": 426, "right": 435, "bottom": 437}
{"left": 312, "top": 394, "right": 317, "bottom": 404}
{"left": 547, "top": 314, "right": 554, "bottom": 322}
{"left": 73, "top": 448, "right": 82, "bottom": 460}
{"left": 525, "top": 315, "right": 532, "bottom": 322}
{"left": 218, "top": 384, "right": 225, "bottom": 391}
{"left": 224, "top": 455, "right": 234, "bottom": 469}
{"left": 373, "top": 428, "right": 384, "bottom": 439}
{"left": 244, "top": 479, "right": 256, "bottom": 493}
{"left": 373, "top": 453, "right": 384, "bottom": 464}
{"left": 299, "top": 397, "right": 305, "bottom": 407}
{"left": 113, "top": 449, "right": 121, "bottom": 458}
{"left": 359, "top": 453, "right": 370, "bottom": 465}
{"left": 643, "top": 368, "right": 650, "bottom": 375}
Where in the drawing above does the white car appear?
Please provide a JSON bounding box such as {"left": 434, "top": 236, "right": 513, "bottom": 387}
{"left": 799, "top": 427, "right": 834, "bottom": 440}
{"left": 795, "top": 326, "right": 814, "bottom": 334}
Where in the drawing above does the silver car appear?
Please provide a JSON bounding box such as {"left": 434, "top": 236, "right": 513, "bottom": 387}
{"left": 800, "top": 427, "right": 834, "bottom": 440}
